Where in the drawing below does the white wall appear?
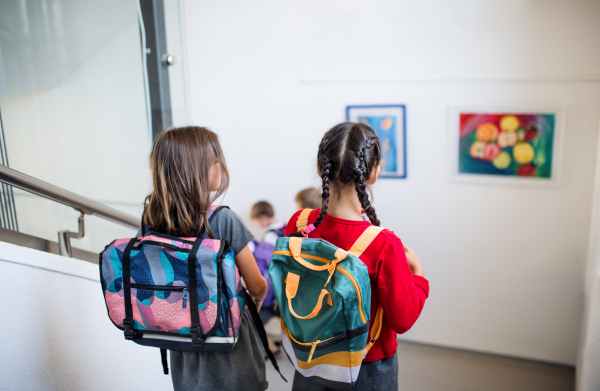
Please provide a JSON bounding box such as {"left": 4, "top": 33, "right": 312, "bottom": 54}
{"left": 0, "top": 242, "right": 173, "bottom": 391}
{"left": 577, "top": 118, "right": 600, "bottom": 390}
{"left": 182, "top": 0, "right": 600, "bottom": 365}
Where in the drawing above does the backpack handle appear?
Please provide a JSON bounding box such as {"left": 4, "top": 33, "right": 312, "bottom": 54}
{"left": 289, "top": 237, "right": 347, "bottom": 286}
{"left": 285, "top": 272, "right": 332, "bottom": 320}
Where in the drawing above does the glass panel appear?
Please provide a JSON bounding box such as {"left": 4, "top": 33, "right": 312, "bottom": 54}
{"left": 0, "top": 0, "right": 188, "bottom": 253}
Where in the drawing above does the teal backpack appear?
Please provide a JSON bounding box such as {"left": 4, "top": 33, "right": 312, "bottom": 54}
{"left": 269, "top": 209, "right": 386, "bottom": 390}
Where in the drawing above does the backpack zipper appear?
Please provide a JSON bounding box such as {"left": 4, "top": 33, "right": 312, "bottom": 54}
{"left": 182, "top": 288, "right": 189, "bottom": 309}
{"left": 130, "top": 284, "right": 189, "bottom": 309}
{"left": 130, "top": 283, "right": 187, "bottom": 291}
{"left": 272, "top": 250, "right": 367, "bottom": 324}
{"left": 307, "top": 340, "right": 321, "bottom": 363}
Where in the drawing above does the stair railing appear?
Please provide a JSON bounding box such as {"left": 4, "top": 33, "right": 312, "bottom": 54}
{"left": 0, "top": 165, "right": 139, "bottom": 257}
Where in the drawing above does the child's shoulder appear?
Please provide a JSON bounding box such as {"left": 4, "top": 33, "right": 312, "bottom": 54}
{"left": 208, "top": 206, "right": 245, "bottom": 229}
{"left": 354, "top": 224, "right": 404, "bottom": 258}
{"left": 378, "top": 227, "right": 402, "bottom": 246}
{"left": 285, "top": 208, "right": 320, "bottom": 235}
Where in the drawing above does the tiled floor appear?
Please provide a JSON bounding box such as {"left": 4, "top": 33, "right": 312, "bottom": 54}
{"left": 265, "top": 341, "right": 575, "bottom": 391}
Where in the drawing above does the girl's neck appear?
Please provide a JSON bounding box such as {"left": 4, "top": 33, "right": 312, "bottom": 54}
{"left": 325, "top": 184, "right": 364, "bottom": 221}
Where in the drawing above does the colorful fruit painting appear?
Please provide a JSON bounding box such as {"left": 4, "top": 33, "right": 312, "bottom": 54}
{"left": 458, "top": 113, "right": 555, "bottom": 178}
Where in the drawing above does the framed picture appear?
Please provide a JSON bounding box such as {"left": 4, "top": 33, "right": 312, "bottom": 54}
{"left": 449, "top": 107, "right": 564, "bottom": 186}
{"left": 346, "top": 105, "right": 407, "bottom": 178}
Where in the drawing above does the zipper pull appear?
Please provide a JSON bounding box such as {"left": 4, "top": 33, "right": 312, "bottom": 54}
{"left": 307, "top": 340, "right": 320, "bottom": 363}
{"left": 182, "top": 288, "right": 189, "bottom": 309}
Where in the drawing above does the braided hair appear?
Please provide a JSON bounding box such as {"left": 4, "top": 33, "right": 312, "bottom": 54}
{"left": 353, "top": 137, "right": 381, "bottom": 226}
{"left": 295, "top": 122, "right": 381, "bottom": 236}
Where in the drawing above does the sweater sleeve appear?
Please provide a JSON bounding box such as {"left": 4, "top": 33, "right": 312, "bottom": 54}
{"left": 373, "top": 233, "right": 429, "bottom": 334}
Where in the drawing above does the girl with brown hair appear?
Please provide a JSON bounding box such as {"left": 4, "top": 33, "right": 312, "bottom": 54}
{"left": 142, "top": 126, "right": 269, "bottom": 391}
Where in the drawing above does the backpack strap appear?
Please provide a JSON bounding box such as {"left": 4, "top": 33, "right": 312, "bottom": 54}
{"left": 188, "top": 206, "right": 229, "bottom": 349}
{"left": 347, "top": 225, "right": 387, "bottom": 258}
{"left": 365, "top": 305, "right": 384, "bottom": 353}
{"left": 160, "top": 348, "right": 169, "bottom": 375}
{"left": 245, "top": 290, "right": 287, "bottom": 382}
{"left": 347, "top": 225, "right": 388, "bottom": 353}
{"left": 295, "top": 208, "right": 314, "bottom": 232}
{"left": 122, "top": 237, "right": 140, "bottom": 341}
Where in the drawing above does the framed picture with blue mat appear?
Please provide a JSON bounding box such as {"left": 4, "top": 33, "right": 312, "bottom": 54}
{"left": 346, "top": 105, "right": 407, "bottom": 179}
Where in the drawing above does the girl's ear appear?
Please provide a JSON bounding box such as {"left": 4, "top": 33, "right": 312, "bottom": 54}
{"left": 317, "top": 163, "right": 322, "bottom": 178}
{"left": 367, "top": 165, "right": 381, "bottom": 185}
{"left": 209, "top": 162, "right": 222, "bottom": 191}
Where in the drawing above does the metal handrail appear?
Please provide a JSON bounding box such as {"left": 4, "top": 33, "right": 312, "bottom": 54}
{"left": 0, "top": 165, "right": 139, "bottom": 256}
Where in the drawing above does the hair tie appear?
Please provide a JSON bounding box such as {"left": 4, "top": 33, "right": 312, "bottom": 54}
{"left": 302, "top": 224, "right": 316, "bottom": 236}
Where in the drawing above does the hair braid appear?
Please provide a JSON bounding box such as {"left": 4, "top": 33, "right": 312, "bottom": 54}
{"left": 313, "top": 158, "right": 331, "bottom": 228}
{"left": 353, "top": 141, "right": 381, "bottom": 226}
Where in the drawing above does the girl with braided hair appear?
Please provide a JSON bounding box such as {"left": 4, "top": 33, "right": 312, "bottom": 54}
{"left": 284, "top": 122, "right": 429, "bottom": 391}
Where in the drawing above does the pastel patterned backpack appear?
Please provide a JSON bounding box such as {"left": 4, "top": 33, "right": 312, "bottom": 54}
{"left": 100, "top": 206, "right": 284, "bottom": 378}
{"left": 269, "top": 209, "right": 386, "bottom": 390}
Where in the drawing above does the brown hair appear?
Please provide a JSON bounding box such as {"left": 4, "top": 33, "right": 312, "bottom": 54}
{"left": 295, "top": 188, "right": 321, "bottom": 209}
{"left": 142, "top": 126, "right": 229, "bottom": 237}
{"left": 251, "top": 201, "right": 274, "bottom": 219}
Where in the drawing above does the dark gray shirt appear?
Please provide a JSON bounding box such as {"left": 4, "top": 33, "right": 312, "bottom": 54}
{"left": 200, "top": 207, "right": 254, "bottom": 255}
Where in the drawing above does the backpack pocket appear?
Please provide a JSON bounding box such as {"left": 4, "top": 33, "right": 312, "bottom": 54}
{"left": 127, "top": 284, "right": 198, "bottom": 334}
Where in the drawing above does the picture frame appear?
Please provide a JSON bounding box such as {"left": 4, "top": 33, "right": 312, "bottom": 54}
{"left": 346, "top": 105, "right": 407, "bottom": 179}
{"left": 449, "top": 106, "right": 564, "bottom": 187}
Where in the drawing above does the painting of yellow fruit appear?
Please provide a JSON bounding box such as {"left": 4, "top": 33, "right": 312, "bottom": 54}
{"left": 476, "top": 122, "right": 499, "bottom": 141}
{"left": 513, "top": 142, "right": 535, "bottom": 164}
{"left": 492, "top": 151, "right": 511, "bottom": 169}
{"left": 500, "top": 115, "right": 520, "bottom": 132}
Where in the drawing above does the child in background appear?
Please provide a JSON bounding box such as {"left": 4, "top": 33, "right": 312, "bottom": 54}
{"left": 284, "top": 122, "right": 429, "bottom": 391}
{"left": 295, "top": 187, "right": 321, "bottom": 210}
{"left": 142, "top": 127, "right": 268, "bottom": 391}
{"left": 251, "top": 201, "right": 286, "bottom": 246}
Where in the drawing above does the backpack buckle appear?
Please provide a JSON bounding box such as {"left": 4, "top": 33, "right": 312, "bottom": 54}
{"left": 190, "top": 326, "right": 205, "bottom": 349}
{"left": 123, "top": 319, "right": 136, "bottom": 340}
{"left": 296, "top": 218, "right": 308, "bottom": 227}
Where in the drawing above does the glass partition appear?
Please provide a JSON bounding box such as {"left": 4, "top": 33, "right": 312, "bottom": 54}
{"left": 0, "top": 0, "right": 187, "bottom": 253}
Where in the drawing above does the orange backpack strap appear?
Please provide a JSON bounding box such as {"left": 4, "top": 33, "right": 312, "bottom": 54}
{"left": 348, "top": 225, "right": 388, "bottom": 352}
{"left": 347, "top": 225, "right": 387, "bottom": 257}
{"left": 365, "top": 305, "right": 384, "bottom": 353}
{"left": 295, "top": 208, "right": 314, "bottom": 232}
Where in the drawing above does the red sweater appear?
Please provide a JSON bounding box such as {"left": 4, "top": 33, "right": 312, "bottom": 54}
{"left": 284, "top": 209, "right": 430, "bottom": 362}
